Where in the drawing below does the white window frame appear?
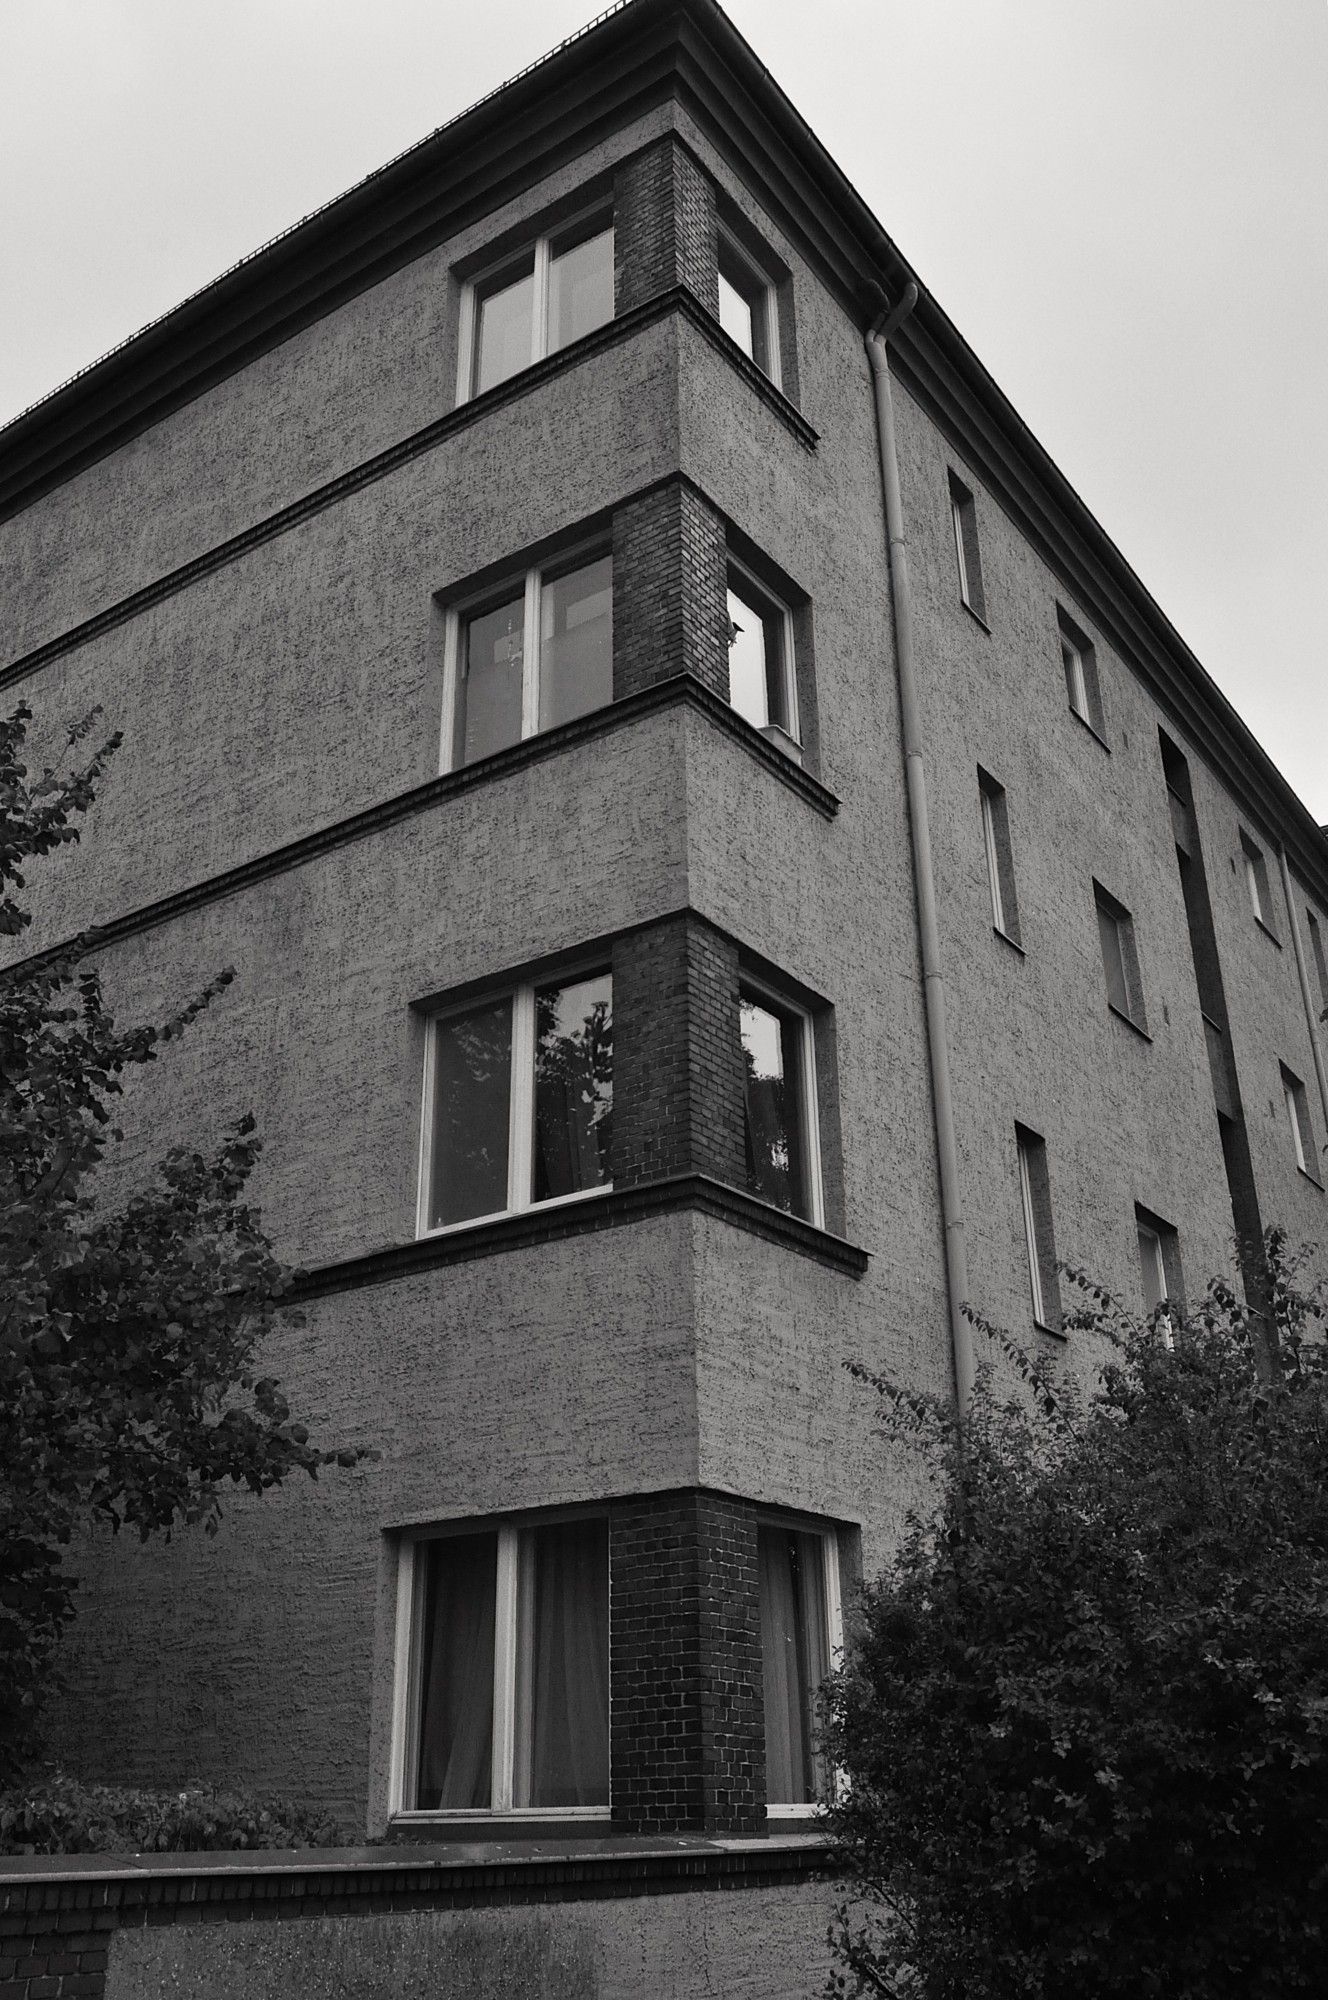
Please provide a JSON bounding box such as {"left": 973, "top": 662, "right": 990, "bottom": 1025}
{"left": 980, "top": 783, "right": 1006, "bottom": 934}
{"left": 1283, "top": 1066, "right": 1311, "bottom": 1176}
{"left": 760, "top": 1514, "right": 843, "bottom": 1823}
{"left": 439, "top": 543, "right": 611, "bottom": 774}
{"left": 416, "top": 969, "right": 614, "bottom": 1238}
{"left": 456, "top": 209, "right": 614, "bottom": 404}
{"left": 1242, "top": 832, "right": 1273, "bottom": 930}
{"left": 739, "top": 973, "right": 825, "bottom": 1231}
{"left": 717, "top": 226, "right": 782, "bottom": 388}
{"left": 726, "top": 556, "right": 800, "bottom": 758}
{"left": 388, "top": 1511, "right": 612, "bottom": 1824}
{"left": 1063, "top": 635, "right": 1090, "bottom": 721}
{"left": 1017, "top": 1136, "right": 1046, "bottom": 1327}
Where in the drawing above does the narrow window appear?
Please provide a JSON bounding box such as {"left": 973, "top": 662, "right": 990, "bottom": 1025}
{"left": 1135, "top": 1204, "right": 1182, "bottom": 1341}
{"left": 717, "top": 230, "right": 781, "bottom": 385}
{"left": 1281, "top": 1064, "right": 1318, "bottom": 1181}
{"left": 1241, "top": 832, "right": 1276, "bottom": 937}
{"left": 403, "top": 1515, "right": 610, "bottom": 1817}
{"left": 1307, "top": 909, "right": 1328, "bottom": 1018}
{"left": 948, "top": 471, "right": 986, "bottom": 622}
{"left": 739, "top": 986, "right": 822, "bottom": 1226}
{"left": 978, "top": 769, "right": 1020, "bottom": 944}
{"left": 1015, "top": 1124, "right": 1061, "bottom": 1331}
{"left": 758, "top": 1520, "right": 839, "bottom": 1814}
{"left": 421, "top": 971, "right": 612, "bottom": 1233}
{"left": 1094, "top": 880, "right": 1147, "bottom": 1030}
{"left": 726, "top": 562, "right": 799, "bottom": 751}
{"left": 462, "top": 215, "right": 614, "bottom": 400}
{"left": 1058, "top": 606, "right": 1104, "bottom": 735}
{"left": 446, "top": 549, "right": 613, "bottom": 770}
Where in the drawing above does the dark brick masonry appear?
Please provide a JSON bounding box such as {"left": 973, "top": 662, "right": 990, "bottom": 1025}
{"left": 609, "top": 1490, "right": 764, "bottom": 1835}
{"left": 612, "top": 480, "right": 729, "bottom": 704}
{"left": 614, "top": 137, "right": 719, "bottom": 316}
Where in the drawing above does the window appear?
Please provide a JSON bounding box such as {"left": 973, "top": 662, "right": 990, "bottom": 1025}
{"left": 1094, "top": 880, "right": 1147, "bottom": 1031}
{"left": 1307, "top": 908, "right": 1328, "bottom": 1019}
{"left": 1241, "top": 831, "right": 1277, "bottom": 937}
{"left": 1281, "top": 1064, "right": 1319, "bottom": 1182}
{"left": 1015, "top": 1124, "right": 1061, "bottom": 1331}
{"left": 948, "top": 471, "right": 987, "bottom": 622}
{"left": 978, "top": 769, "right": 1020, "bottom": 944}
{"left": 1058, "top": 606, "right": 1105, "bottom": 735}
{"left": 759, "top": 1519, "right": 840, "bottom": 1815}
{"left": 419, "top": 970, "right": 613, "bottom": 1233}
{"left": 717, "top": 229, "right": 781, "bottom": 385}
{"left": 459, "top": 214, "right": 614, "bottom": 400}
{"left": 740, "top": 985, "right": 823, "bottom": 1227}
{"left": 442, "top": 550, "right": 613, "bottom": 770}
{"left": 1135, "top": 1205, "right": 1182, "bottom": 1340}
{"left": 726, "top": 562, "right": 799, "bottom": 753}
{"left": 394, "top": 1514, "right": 609, "bottom": 1818}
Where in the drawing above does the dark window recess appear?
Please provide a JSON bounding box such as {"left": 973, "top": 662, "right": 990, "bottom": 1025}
{"left": 1240, "top": 830, "right": 1277, "bottom": 937}
{"left": 947, "top": 471, "right": 986, "bottom": 622}
{"left": 1094, "top": 880, "right": 1146, "bottom": 1030}
{"left": 1306, "top": 908, "right": 1328, "bottom": 1019}
{"left": 1016, "top": 1123, "right": 1061, "bottom": 1332}
{"left": 978, "top": 768, "right": 1021, "bottom": 944}
{"left": 1058, "top": 605, "right": 1105, "bottom": 735}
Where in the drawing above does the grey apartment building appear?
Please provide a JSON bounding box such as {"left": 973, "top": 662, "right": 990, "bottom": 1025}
{"left": 3, "top": 0, "right": 1327, "bottom": 1989}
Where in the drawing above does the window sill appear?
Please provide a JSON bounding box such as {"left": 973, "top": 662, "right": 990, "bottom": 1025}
{"left": 388, "top": 1812, "right": 611, "bottom": 1843}
{"left": 960, "top": 599, "right": 991, "bottom": 634}
{"left": 1254, "top": 915, "right": 1282, "bottom": 948}
{"left": 1107, "top": 1002, "right": 1152, "bottom": 1042}
{"left": 1069, "top": 707, "right": 1110, "bottom": 752}
{"left": 993, "top": 925, "right": 1025, "bottom": 956}
{"left": 296, "top": 1173, "right": 871, "bottom": 1302}
{"left": 1296, "top": 1165, "right": 1324, "bottom": 1192}
{"left": 1033, "top": 1318, "right": 1066, "bottom": 1342}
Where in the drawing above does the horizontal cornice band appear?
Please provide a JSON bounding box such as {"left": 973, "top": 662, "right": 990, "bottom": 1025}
{"left": 0, "top": 674, "right": 838, "bottom": 976}
{"left": 293, "top": 1173, "right": 871, "bottom": 1299}
{"left": 0, "top": 288, "right": 813, "bottom": 697}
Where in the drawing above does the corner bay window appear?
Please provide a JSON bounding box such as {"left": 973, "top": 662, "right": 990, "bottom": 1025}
{"left": 740, "top": 986, "right": 823, "bottom": 1227}
{"left": 462, "top": 216, "right": 614, "bottom": 400}
{"left": 760, "top": 1520, "right": 839, "bottom": 1813}
{"left": 399, "top": 1517, "right": 609, "bottom": 1816}
{"left": 443, "top": 551, "right": 613, "bottom": 769}
{"left": 420, "top": 971, "right": 612, "bottom": 1232}
{"left": 726, "top": 563, "right": 799, "bottom": 754}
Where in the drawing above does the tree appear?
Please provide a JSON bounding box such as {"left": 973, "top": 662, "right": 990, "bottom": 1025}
{"left": 0, "top": 703, "right": 361, "bottom": 1782}
{"left": 825, "top": 1237, "right": 1328, "bottom": 1999}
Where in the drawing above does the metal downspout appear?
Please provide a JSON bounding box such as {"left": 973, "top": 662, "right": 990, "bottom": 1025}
{"left": 865, "top": 289, "right": 976, "bottom": 1417}
{"left": 1277, "top": 843, "right": 1328, "bottom": 1159}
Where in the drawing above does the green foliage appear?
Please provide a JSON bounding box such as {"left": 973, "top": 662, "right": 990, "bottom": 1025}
{"left": 826, "top": 1238, "right": 1328, "bottom": 1999}
{"left": 0, "top": 1772, "right": 350, "bottom": 1854}
{"left": 0, "top": 703, "right": 364, "bottom": 1783}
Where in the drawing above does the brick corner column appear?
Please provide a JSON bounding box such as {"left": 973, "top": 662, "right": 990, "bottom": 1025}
{"left": 612, "top": 482, "right": 728, "bottom": 703}
{"left": 614, "top": 136, "right": 718, "bottom": 316}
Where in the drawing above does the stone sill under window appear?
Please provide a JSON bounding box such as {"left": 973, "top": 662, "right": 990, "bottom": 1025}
{"left": 1034, "top": 1318, "right": 1067, "bottom": 1343}
{"left": 1296, "top": 1164, "right": 1324, "bottom": 1193}
{"left": 1107, "top": 1001, "right": 1152, "bottom": 1043}
{"left": 993, "top": 925, "right": 1025, "bottom": 956}
{"left": 1070, "top": 707, "right": 1110, "bottom": 753}
{"left": 960, "top": 599, "right": 991, "bottom": 635}
{"left": 296, "top": 1173, "right": 870, "bottom": 1302}
{"left": 1254, "top": 915, "right": 1282, "bottom": 948}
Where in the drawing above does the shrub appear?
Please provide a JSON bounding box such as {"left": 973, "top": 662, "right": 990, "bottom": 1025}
{"left": 0, "top": 1772, "right": 352, "bottom": 1855}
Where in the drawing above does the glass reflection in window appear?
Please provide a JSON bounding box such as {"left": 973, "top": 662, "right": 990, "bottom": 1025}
{"left": 726, "top": 576, "right": 791, "bottom": 736}
{"left": 427, "top": 998, "right": 513, "bottom": 1228}
{"left": 548, "top": 225, "right": 614, "bottom": 355}
{"left": 539, "top": 557, "right": 613, "bottom": 731}
{"left": 534, "top": 974, "right": 613, "bottom": 1202}
{"left": 759, "top": 1524, "right": 830, "bottom": 1806}
{"left": 456, "top": 590, "right": 525, "bottom": 766}
{"left": 741, "top": 995, "right": 807, "bottom": 1218}
{"left": 473, "top": 258, "right": 536, "bottom": 396}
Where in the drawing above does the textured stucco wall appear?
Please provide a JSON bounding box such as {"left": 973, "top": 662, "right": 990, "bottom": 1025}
{"left": 105, "top": 1884, "right": 837, "bottom": 2000}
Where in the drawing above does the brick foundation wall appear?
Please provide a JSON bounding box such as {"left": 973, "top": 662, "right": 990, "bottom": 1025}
{"left": 613, "top": 138, "right": 718, "bottom": 315}
{"left": 611, "top": 917, "right": 746, "bottom": 1192}
{"left": 611, "top": 481, "right": 729, "bottom": 703}
{"left": 609, "top": 1490, "right": 763, "bottom": 1834}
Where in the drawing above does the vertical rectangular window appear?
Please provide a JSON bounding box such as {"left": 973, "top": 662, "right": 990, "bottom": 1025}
{"left": 726, "top": 564, "right": 798, "bottom": 745}
{"left": 445, "top": 551, "right": 614, "bottom": 772}
{"left": 978, "top": 769, "right": 1020, "bottom": 944}
{"left": 1016, "top": 1124, "right": 1061, "bottom": 1331}
{"left": 422, "top": 972, "right": 612, "bottom": 1233}
{"left": 740, "top": 989, "right": 821, "bottom": 1225}
{"left": 717, "top": 230, "right": 780, "bottom": 384}
{"left": 1307, "top": 908, "right": 1328, "bottom": 1018}
{"left": 1135, "top": 1204, "right": 1182, "bottom": 1330}
{"left": 1281, "top": 1064, "right": 1317, "bottom": 1180}
{"left": 1094, "top": 881, "right": 1146, "bottom": 1030}
{"left": 948, "top": 471, "right": 986, "bottom": 622}
{"left": 407, "top": 1517, "right": 609, "bottom": 1817}
{"left": 1058, "top": 606, "right": 1104, "bottom": 735}
{"left": 1241, "top": 832, "right": 1276, "bottom": 935}
{"left": 463, "top": 218, "right": 614, "bottom": 399}
{"left": 758, "top": 1523, "right": 837, "bottom": 1809}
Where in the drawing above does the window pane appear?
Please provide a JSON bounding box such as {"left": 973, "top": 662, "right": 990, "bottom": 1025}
{"left": 759, "top": 1526, "right": 828, "bottom": 1805}
{"left": 728, "top": 585, "right": 771, "bottom": 729}
{"left": 1063, "top": 639, "right": 1087, "bottom": 719}
{"left": 1097, "top": 902, "right": 1130, "bottom": 1015}
{"left": 548, "top": 225, "right": 614, "bottom": 354}
{"left": 429, "top": 998, "right": 513, "bottom": 1227}
{"left": 539, "top": 556, "right": 613, "bottom": 731}
{"left": 415, "top": 1533, "right": 498, "bottom": 1810}
{"left": 457, "top": 592, "right": 525, "bottom": 766}
{"left": 741, "top": 997, "right": 806, "bottom": 1216}
{"left": 474, "top": 261, "right": 535, "bottom": 394}
{"left": 1138, "top": 1224, "right": 1165, "bottom": 1309}
{"left": 718, "top": 267, "right": 755, "bottom": 357}
{"left": 513, "top": 1519, "right": 610, "bottom": 1808}
{"left": 533, "top": 974, "right": 613, "bottom": 1201}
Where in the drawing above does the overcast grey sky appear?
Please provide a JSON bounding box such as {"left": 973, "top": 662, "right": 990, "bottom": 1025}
{"left": 3, "top": 1, "right": 1325, "bottom": 819}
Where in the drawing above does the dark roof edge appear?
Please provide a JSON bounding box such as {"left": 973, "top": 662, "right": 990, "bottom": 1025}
{"left": 2, "top": 0, "right": 1323, "bottom": 889}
